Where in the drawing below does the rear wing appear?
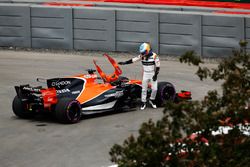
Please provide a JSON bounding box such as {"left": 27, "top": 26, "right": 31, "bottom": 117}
{"left": 14, "top": 85, "right": 57, "bottom": 108}
{"left": 15, "top": 85, "right": 42, "bottom": 98}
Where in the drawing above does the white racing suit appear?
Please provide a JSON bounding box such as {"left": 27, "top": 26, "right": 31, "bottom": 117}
{"left": 132, "top": 52, "right": 160, "bottom": 103}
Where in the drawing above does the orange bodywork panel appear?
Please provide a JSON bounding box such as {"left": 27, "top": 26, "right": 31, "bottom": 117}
{"left": 69, "top": 74, "right": 115, "bottom": 104}
{"left": 129, "top": 79, "right": 142, "bottom": 85}
{"left": 93, "top": 54, "right": 123, "bottom": 83}
{"left": 103, "top": 53, "right": 122, "bottom": 76}
{"left": 77, "top": 80, "right": 114, "bottom": 104}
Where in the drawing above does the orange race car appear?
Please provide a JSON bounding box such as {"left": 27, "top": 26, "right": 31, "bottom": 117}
{"left": 12, "top": 54, "right": 190, "bottom": 124}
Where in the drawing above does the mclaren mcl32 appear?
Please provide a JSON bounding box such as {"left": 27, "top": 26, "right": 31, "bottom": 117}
{"left": 12, "top": 54, "right": 191, "bottom": 124}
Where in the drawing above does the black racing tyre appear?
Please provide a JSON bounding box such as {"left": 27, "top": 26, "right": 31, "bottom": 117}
{"left": 155, "top": 82, "right": 176, "bottom": 107}
{"left": 55, "top": 98, "right": 81, "bottom": 124}
{"left": 12, "top": 96, "right": 33, "bottom": 119}
{"left": 130, "top": 84, "right": 142, "bottom": 99}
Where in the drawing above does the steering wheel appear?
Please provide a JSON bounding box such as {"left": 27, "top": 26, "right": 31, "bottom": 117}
{"left": 86, "top": 69, "right": 96, "bottom": 74}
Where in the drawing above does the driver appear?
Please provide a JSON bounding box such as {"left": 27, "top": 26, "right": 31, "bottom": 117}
{"left": 118, "top": 43, "right": 160, "bottom": 110}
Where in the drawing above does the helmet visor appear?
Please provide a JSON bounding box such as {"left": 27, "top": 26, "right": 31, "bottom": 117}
{"left": 140, "top": 50, "right": 147, "bottom": 56}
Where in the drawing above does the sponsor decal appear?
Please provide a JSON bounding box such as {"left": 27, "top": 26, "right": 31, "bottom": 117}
{"left": 51, "top": 80, "right": 71, "bottom": 88}
{"left": 56, "top": 89, "right": 70, "bottom": 94}
{"left": 84, "top": 74, "right": 98, "bottom": 79}
{"left": 72, "top": 90, "right": 81, "bottom": 95}
{"left": 104, "top": 91, "right": 124, "bottom": 98}
{"left": 22, "top": 87, "right": 40, "bottom": 92}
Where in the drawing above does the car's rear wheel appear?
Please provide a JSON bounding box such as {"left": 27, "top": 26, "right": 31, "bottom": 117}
{"left": 55, "top": 98, "right": 81, "bottom": 124}
{"left": 155, "top": 82, "right": 176, "bottom": 107}
{"left": 12, "top": 96, "right": 33, "bottom": 119}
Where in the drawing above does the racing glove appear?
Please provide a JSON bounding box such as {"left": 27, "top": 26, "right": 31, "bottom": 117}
{"left": 152, "top": 67, "right": 160, "bottom": 81}
{"left": 118, "top": 59, "right": 133, "bottom": 65}
{"left": 152, "top": 75, "right": 157, "bottom": 81}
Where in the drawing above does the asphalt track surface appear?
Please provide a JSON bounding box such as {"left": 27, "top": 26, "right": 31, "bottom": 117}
{"left": 0, "top": 49, "right": 221, "bottom": 167}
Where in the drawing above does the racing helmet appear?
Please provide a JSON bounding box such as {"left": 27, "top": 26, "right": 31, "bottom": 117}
{"left": 139, "top": 42, "right": 151, "bottom": 56}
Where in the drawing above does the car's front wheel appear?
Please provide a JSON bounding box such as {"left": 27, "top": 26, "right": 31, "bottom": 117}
{"left": 155, "top": 82, "right": 176, "bottom": 107}
{"left": 55, "top": 98, "right": 81, "bottom": 124}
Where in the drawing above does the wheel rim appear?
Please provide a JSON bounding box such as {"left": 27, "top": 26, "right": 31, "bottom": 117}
{"left": 161, "top": 86, "right": 176, "bottom": 103}
{"left": 67, "top": 101, "right": 81, "bottom": 122}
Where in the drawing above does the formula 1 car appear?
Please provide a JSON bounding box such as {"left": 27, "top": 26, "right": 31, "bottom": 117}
{"left": 12, "top": 54, "right": 191, "bottom": 124}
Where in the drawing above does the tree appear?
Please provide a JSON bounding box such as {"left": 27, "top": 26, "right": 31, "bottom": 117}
{"left": 109, "top": 41, "right": 250, "bottom": 167}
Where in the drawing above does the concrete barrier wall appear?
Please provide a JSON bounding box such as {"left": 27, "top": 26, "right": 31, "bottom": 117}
{"left": 31, "top": 6, "right": 73, "bottom": 49}
{"left": 245, "top": 18, "right": 250, "bottom": 52}
{"left": 0, "top": 4, "right": 30, "bottom": 47}
{"left": 0, "top": 4, "right": 249, "bottom": 57}
{"left": 73, "top": 7, "right": 115, "bottom": 51}
{"left": 159, "top": 12, "right": 201, "bottom": 56}
{"left": 202, "top": 15, "right": 244, "bottom": 57}
{"left": 116, "top": 10, "right": 158, "bottom": 53}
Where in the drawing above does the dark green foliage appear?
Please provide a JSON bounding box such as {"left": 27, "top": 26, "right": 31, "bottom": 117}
{"left": 110, "top": 42, "right": 250, "bottom": 167}
{"left": 179, "top": 51, "right": 203, "bottom": 66}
